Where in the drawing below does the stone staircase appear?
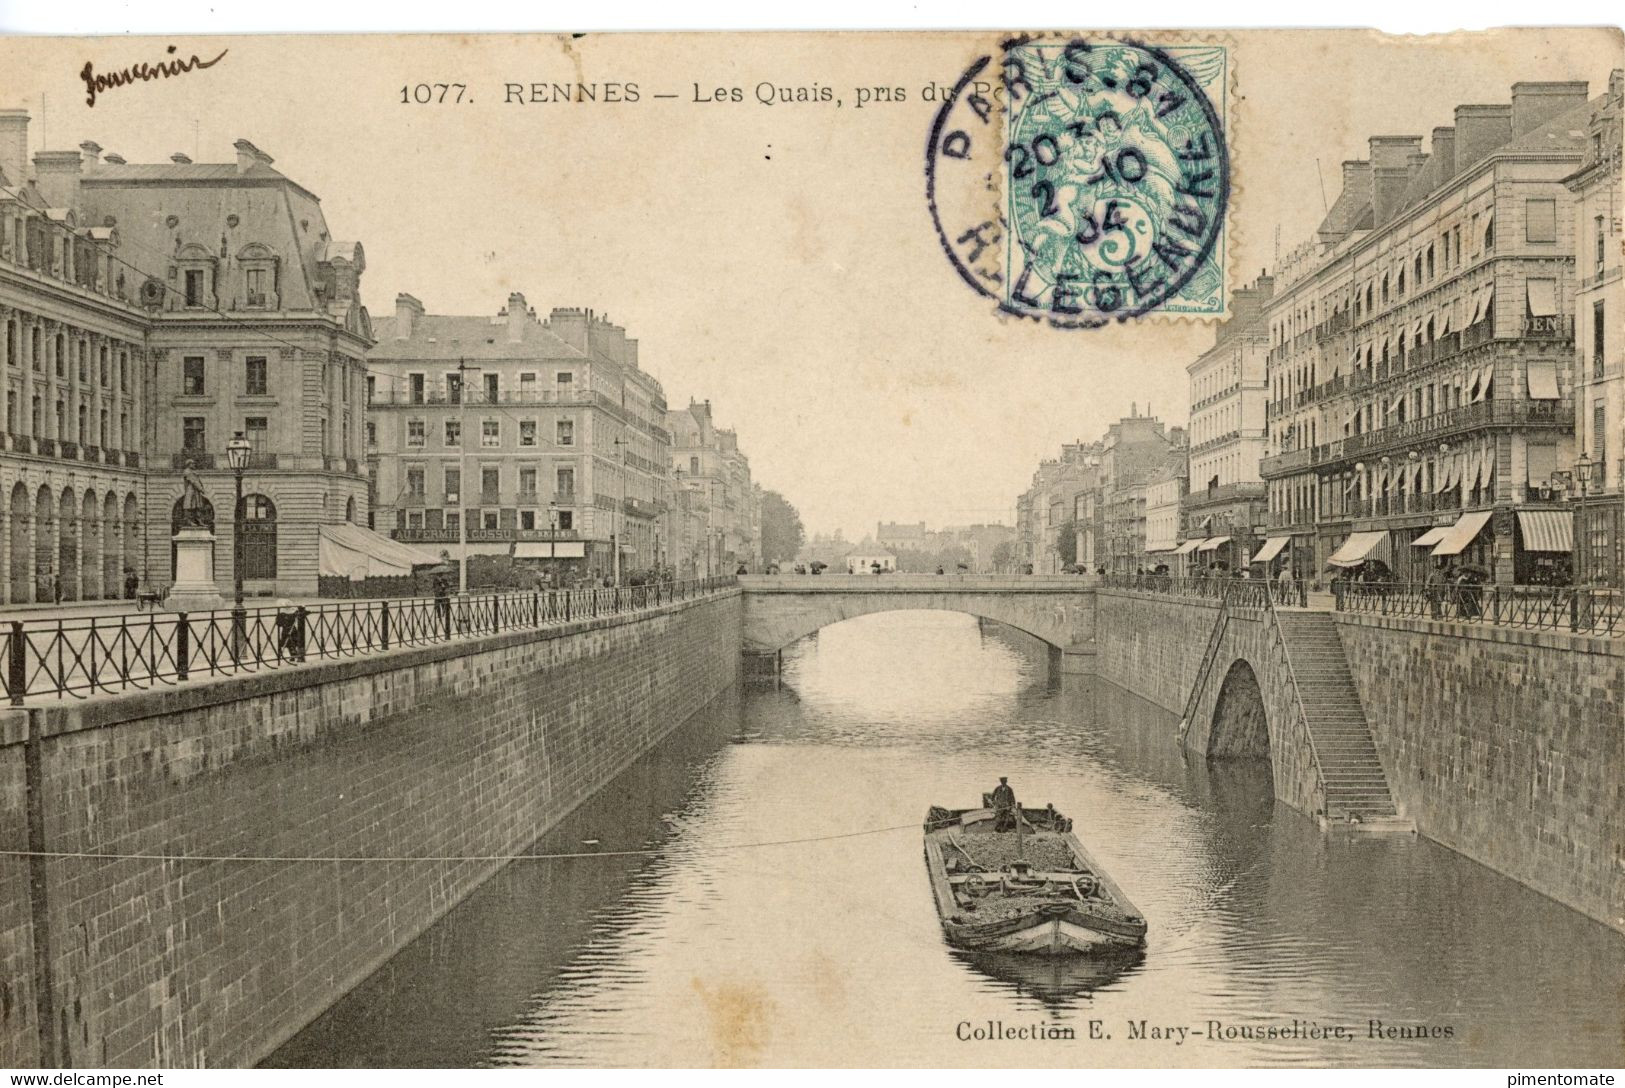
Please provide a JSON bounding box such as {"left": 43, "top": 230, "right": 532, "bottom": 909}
{"left": 1274, "top": 611, "right": 1406, "bottom": 826}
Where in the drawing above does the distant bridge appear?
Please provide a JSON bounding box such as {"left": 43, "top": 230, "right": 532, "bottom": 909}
{"left": 737, "top": 574, "right": 1099, "bottom": 670}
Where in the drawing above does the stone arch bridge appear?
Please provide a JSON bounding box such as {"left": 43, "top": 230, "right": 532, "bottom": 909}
{"left": 738, "top": 574, "right": 1099, "bottom": 670}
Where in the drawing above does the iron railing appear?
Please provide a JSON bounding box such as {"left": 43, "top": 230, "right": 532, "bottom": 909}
{"left": 1335, "top": 579, "right": 1623, "bottom": 635}
{"left": 1, "top": 576, "right": 739, "bottom": 704}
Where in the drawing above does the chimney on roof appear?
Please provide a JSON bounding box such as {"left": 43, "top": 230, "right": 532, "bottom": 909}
{"left": 0, "top": 109, "right": 27, "bottom": 188}
{"left": 394, "top": 293, "right": 424, "bottom": 339}
{"left": 1218, "top": 273, "right": 1276, "bottom": 342}
{"left": 78, "top": 140, "right": 102, "bottom": 166}
{"left": 506, "top": 291, "right": 528, "bottom": 342}
{"left": 233, "top": 138, "right": 274, "bottom": 174}
{"left": 1317, "top": 160, "right": 1371, "bottom": 245}
{"left": 32, "top": 150, "right": 83, "bottom": 208}
{"left": 170, "top": 152, "right": 191, "bottom": 164}
{"left": 1369, "top": 136, "right": 1422, "bottom": 227}
{"left": 548, "top": 307, "right": 588, "bottom": 353}
{"left": 1429, "top": 127, "right": 1456, "bottom": 183}
{"left": 1511, "top": 81, "right": 1589, "bottom": 136}
{"left": 1453, "top": 104, "right": 1513, "bottom": 173}
{"left": 102, "top": 153, "right": 125, "bottom": 165}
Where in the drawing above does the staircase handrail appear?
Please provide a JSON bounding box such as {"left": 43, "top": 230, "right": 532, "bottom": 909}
{"left": 1259, "top": 585, "right": 1331, "bottom": 816}
{"left": 1177, "top": 584, "right": 1234, "bottom": 745}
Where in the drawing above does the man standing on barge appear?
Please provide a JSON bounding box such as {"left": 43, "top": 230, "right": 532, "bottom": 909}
{"left": 990, "top": 777, "right": 1017, "bottom": 832}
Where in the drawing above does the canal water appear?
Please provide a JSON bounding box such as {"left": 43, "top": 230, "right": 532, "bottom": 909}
{"left": 268, "top": 611, "right": 1625, "bottom": 1068}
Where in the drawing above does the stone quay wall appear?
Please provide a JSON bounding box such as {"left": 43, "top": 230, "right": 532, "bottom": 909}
{"left": 0, "top": 589, "right": 743, "bottom": 1068}
{"left": 1093, "top": 588, "right": 1623, "bottom": 934}
{"left": 1092, "top": 588, "right": 1219, "bottom": 713}
{"left": 1336, "top": 613, "right": 1623, "bottom": 933}
{"left": 1093, "top": 589, "right": 1325, "bottom": 819}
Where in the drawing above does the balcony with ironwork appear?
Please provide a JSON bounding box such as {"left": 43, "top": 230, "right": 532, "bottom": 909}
{"left": 1190, "top": 429, "right": 1243, "bottom": 455}
{"left": 1260, "top": 447, "right": 1314, "bottom": 477}
{"left": 368, "top": 387, "right": 599, "bottom": 408}
{"left": 1260, "top": 400, "right": 1575, "bottom": 480}
{"left": 1313, "top": 310, "right": 1352, "bottom": 343}
{"left": 1182, "top": 481, "right": 1266, "bottom": 510}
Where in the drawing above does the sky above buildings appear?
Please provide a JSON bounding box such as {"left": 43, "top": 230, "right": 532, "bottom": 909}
{"left": 2, "top": 29, "right": 1618, "bottom": 535}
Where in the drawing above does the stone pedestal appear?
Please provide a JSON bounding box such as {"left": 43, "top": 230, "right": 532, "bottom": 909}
{"left": 164, "top": 529, "right": 225, "bottom": 612}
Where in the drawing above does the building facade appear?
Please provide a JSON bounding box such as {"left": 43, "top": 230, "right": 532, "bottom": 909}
{"left": 1564, "top": 70, "right": 1624, "bottom": 585}
{"left": 1099, "top": 414, "right": 1184, "bottom": 574}
{"left": 1260, "top": 80, "right": 1605, "bottom": 585}
{"left": 1144, "top": 461, "right": 1188, "bottom": 559}
{"left": 667, "top": 399, "right": 758, "bottom": 575}
{"left": 368, "top": 297, "right": 671, "bottom": 582}
{"left": 0, "top": 111, "right": 370, "bottom": 600}
{"left": 1181, "top": 277, "right": 1273, "bottom": 571}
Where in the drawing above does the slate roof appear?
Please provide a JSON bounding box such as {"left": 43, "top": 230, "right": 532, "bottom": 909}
{"left": 368, "top": 313, "right": 588, "bottom": 361}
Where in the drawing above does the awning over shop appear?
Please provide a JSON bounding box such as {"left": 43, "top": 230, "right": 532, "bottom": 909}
{"left": 1431, "top": 510, "right": 1494, "bottom": 557}
{"left": 1145, "top": 543, "right": 1179, "bottom": 554}
{"left": 1328, "top": 530, "right": 1388, "bottom": 567}
{"left": 513, "top": 541, "right": 588, "bottom": 559}
{"left": 1526, "top": 278, "right": 1557, "bottom": 317}
{"left": 318, "top": 524, "right": 443, "bottom": 579}
{"left": 1171, "top": 539, "right": 1204, "bottom": 555}
{"left": 1526, "top": 359, "right": 1559, "bottom": 399}
{"left": 1251, "top": 537, "right": 1291, "bottom": 563}
{"left": 1517, "top": 509, "right": 1573, "bottom": 553}
{"left": 1197, "top": 536, "right": 1231, "bottom": 552}
{"left": 1436, "top": 304, "right": 1452, "bottom": 336}
{"left": 1410, "top": 526, "right": 1450, "bottom": 548}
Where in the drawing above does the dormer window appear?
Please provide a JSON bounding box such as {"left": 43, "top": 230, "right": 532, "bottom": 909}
{"left": 237, "top": 243, "right": 280, "bottom": 309}
{"left": 174, "top": 244, "right": 217, "bottom": 310}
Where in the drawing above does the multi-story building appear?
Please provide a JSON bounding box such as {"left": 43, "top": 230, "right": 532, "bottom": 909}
{"left": 665, "top": 466, "right": 710, "bottom": 578}
{"left": 667, "top": 399, "right": 756, "bottom": 575}
{"left": 369, "top": 297, "right": 671, "bottom": 581}
{"left": 1099, "top": 413, "right": 1184, "bottom": 573}
{"left": 938, "top": 523, "right": 1017, "bottom": 572}
{"left": 0, "top": 111, "right": 370, "bottom": 599}
{"left": 1260, "top": 79, "right": 1608, "bottom": 585}
{"left": 876, "top": 521, "right": 928, "bottom": 553}
{"left": 1144, "top": 459, "right": 1189, "bottom": 560}
{"left": 1181, "top": 276, "right": 1273, "bottom": 571}
{"left": 1564, "top": 69, "right": 1623, "bottom": 585}
{"left": 1016, "top": 440, "right": 1100, "bottom": 573}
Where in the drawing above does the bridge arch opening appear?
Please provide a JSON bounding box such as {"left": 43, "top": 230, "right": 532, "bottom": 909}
{"left": 1207, "top": 659, "right": 1271, "bottom": 761}
{"left": 754, "top": 603, "right": 1067, "bottom": 655}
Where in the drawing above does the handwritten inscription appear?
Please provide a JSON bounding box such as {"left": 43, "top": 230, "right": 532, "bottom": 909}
{"left": 80, "top": 44, "right": 228, "bottom": 108}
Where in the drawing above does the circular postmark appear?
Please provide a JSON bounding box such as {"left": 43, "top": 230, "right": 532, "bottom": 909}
{"left": 926, "top": 35, "right": 1230, "bottom": 329}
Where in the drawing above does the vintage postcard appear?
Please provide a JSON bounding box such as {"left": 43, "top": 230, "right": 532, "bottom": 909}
{"left": 0, "top": 25, "right": 1620, "bottom": 1072}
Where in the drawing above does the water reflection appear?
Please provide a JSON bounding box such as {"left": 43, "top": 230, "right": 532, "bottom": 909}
{"left": 270, "top": 611, "right": 1625, "bottom": 1068}
{"left": 953, "top": 948, "right": 1147, "bottom": 1007}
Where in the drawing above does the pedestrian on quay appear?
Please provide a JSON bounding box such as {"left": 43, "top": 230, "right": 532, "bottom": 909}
{"left": 432, "top": 566, "right": 452, "bottom": 637}
{"left": 123, "top": 566, "right": 140, "bottom": 600}
{"left": 1424, "top": 560, "right": 1446, "bottom": 619}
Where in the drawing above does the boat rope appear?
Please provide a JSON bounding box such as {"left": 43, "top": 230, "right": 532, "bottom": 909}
{"left": 0, "top": 822, "right": 920, "bottom": 865}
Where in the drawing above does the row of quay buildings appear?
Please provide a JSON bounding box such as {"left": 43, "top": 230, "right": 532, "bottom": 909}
{"left": 0, "top": 106, "right": 760, "bottom": 603}
{"left": 1019, "top": 72, "right": 1624, "bottom": 588}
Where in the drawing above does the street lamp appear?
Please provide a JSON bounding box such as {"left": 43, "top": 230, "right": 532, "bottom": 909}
{"left": 226, "top": 430, "right": 252, "bottom": 662}
{"left": 1575, "top": 452, "right": 1593, "bottom": 586}
{"left": 612, "top": 435, "right": 625, "bottom": 585}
